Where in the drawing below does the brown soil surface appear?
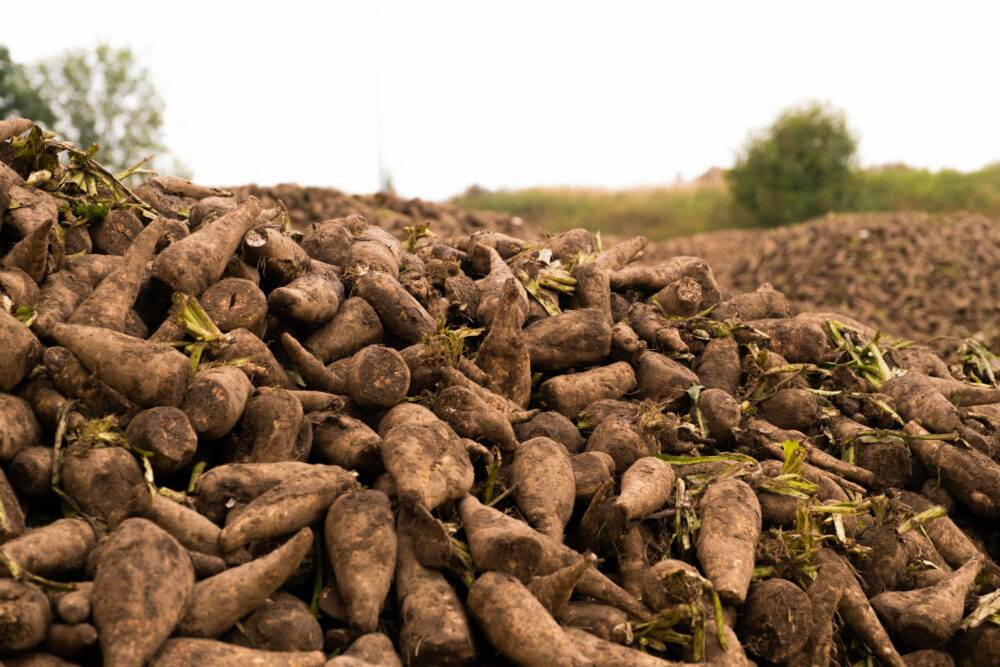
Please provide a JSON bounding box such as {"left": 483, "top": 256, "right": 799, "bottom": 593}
{"left": 643, "top": 211, "right": 1000, "bottom": 349}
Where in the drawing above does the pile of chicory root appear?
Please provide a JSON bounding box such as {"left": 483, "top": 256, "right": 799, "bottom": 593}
{"left": 2, "top": 117, "right": 1000, "bottom": 667}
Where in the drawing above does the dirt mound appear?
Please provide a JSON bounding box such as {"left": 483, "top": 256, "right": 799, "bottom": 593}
{"left": 645, "top": 211, "right": 1000, "bottom": 349}
{"left": 230, "top": 183, "right": 542, "bottom": 240}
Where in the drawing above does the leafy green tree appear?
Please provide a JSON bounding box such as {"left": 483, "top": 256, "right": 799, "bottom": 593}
{"left": 33, "top": 43, "right": 165, "bottom": 172}
{"left": 0, "top": 46, "right": 56, "bottom": 125}
{"left": 727, "top": 103, "right": 858, "bottom": 226}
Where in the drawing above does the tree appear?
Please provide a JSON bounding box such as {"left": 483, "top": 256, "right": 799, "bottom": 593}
{"left": 0, "top": 46, "right": 56, "bottom": 125}
{"left": 727, "top": 102, "right": 858, "bottom": 226}
{"left": 33, "top": 43, "right": 165, "bottom": 172}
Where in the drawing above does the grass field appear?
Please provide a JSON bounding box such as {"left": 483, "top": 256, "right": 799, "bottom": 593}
{"left": 451, "top": 164, "right": 1000, "bottom": 239}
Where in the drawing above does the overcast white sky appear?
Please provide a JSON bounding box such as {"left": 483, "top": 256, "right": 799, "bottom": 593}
{"left": 5, "top": 1, "right": 999, "bottom": 199}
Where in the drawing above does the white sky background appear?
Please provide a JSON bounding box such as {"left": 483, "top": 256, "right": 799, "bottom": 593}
{"left": 5, "top": 1, "right": 999, "bottom": 200}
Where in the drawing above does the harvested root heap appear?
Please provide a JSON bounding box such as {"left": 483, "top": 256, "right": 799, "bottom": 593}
{"left": 2, "top": 117, "right": 1000, "bottom": 667}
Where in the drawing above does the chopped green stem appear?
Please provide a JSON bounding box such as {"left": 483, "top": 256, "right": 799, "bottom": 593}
{"left": 897, "top": 505, "right": 947, "bottom": 534}
{"left": 188, "top": 460, "right": 207, "bottom": 493}
{"left": 173, "top": 293, "right": 224, "bottom": 343}
{"left": 481, "top": 448, "right": 502, "bottom": 504}
{"left": 711, "top": 589, "right": 728, "bottom": 651}
{"left": 486, "top": 482, "right": 518, "bottom": 508}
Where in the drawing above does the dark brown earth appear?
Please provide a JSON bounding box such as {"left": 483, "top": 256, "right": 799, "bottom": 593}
{"left": 645, "top": 211, "right": 1000, "bottom": 350}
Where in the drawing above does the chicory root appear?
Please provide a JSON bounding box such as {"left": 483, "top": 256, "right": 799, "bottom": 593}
{"left": 44, "top": 621, "right": 98, "bottom": 658}
{"left": 345, "top": 221, "right": 404, "bottom": 278}
{"left": 0, "top": 579, "right": 51, "bottom": 653}
{"left": 695, "top": 336, "right": 741, "bottom": 395}
{"left": 124, "top": 407, "right": 197, "bottom": 475}
{"left": 235, "top": 388, "right": 308, "bottom": 463}
{"left": 151, "top": 199, "right": 262, "bottom": 296}
{"left": 52, "top": 583, "right": 93, "bottom": 625}
{"left": 0, "top": 518, "right": 96, "bottom": 578}
{"left": 467, "top": 571, "right": 590, "bottom": 667}
{"left": 92, "top": 518, "right": 194, "bottom": 666}
{"left": 539, "top": 361, "right": 636, "bottom": 418}
{"left": 324, "top": 490, "right": 396, "bottom": 632}
{"left": 151, "top": 638, "right": 324, "bottom": 667}
{"left": 737, "top": 578, "right": 814, "bottom": 663}
{"left": 0, "top": 393, "right": 41, "bottom": 461}
{"left": 335, "top": 633, "right": 402, "bottom": 667}
{"left": 354, "top": 270, "right": 436, "bottom": 343}
{"left": 61, "top": 442, "right": 151, "bottom": 528}
{"left": 310, "top": 411, "right": 382, "bottom": 475}
{"left": 572, "top": 454, "right": 615, "bottom": 506}
{"left": 557, "top": 602, "right": 630, "bottom": 644}
{"left": 5, "top": 136, "right": 1000, "bottom": 664}
{"left": 8, "top": 445, "right": 54, "bottom": 499}
{"left": 42, "top": 345, "right": 133, "bottom": 416}
{"left": 380, "top": 409, "right": 474, "bottom": 511}
{"left": 2, "top": 217, "right": 53, "bottom": 283}
{"left": 432, "top": 385, "right": 517, "bottom": 451}
{"left": 471, "top": 242, "right": 529, "bottom": 327}
{"left": 31, "top": 271, "right": 92, "bottom": 337}
{"left": 198, "top": 277, "right": 268, "bottom": 336}
{"left": 610, "top": 256, "right": 721, "bottom": 308}
{"left": 180, "top": 364, "right": 253, "bottom": 439}
{"left": 870, "top": 557, "right": 983, "bottom": 648}
{"left": 516, "top": 410, "right": 584, "bottom": 453}
{"left": 215, "top": 328, "right": 295, "bottom": 389}
{"left": 696, "top": 476, "right": 761, "bottom": 604}
{"left": 218, "top": 466, "right": 356, "bottom": 552}
{"left": 697, "top": 387, "right": 741, "bottom": 442}
{"left": 305, "top": 296, "right": 383, "bottom": 363}
{"left": 571, "top": 261, "right": 612, "bottom": 319}
{"left": 394, "top": 531, "right": 476, "bottom": 667}
{"left": 475, "top": 278, "right": 532, "bottom": 406}
{"left": 511, "top": 436, "right": 576, "bottom": 541}
{"left": 343, "top": 344, "right": 410, "bottom": 410}
{"left": 267, "top": 262, "right": 343, "bottom": 325}
{"left": 527, "top": 553, "right": 595, "bottom": 615}
{"left": 634, "top": 350, "right": 698, "bottom": 404}
{"left": 907, "top": 421, "right": 1000, "bottom": 517}
{"left": 15, "top": 376, "right": 83, "bottom": 434}
{"left": 226, "top": 592, "right": 322, "bottom": 653}
{"left": 563, "top": 626, "right": 681, "bottom": 667}
{"left": 241, "top": 226, "right": 310, "bottom": 284}
{"left": 50, "top": 323, "right": 190, "bottom": 407}
{"left": 523, "top": 307, "right": 612, "bottom": 371}
{"left": 611, "top": 456, "right": 675, "bottom": 524}
{"left": 459, "top": 495, "right": 648, "bottom": 618}
{"left": 179, "top": 528, "right": 313, "bottom": 638}
{"left": 142, "top": 492, "right": 222, "bottom": 557}
{"left": 0, "top": 465, "right": 26, "bottom": 544}
{"left": 713, "top": 282, "right": 789, "bottom": 321}
{"left": 68, "top": 218, "right": 180, "bottom": 331}
{"left": 300, "top": 217, "right": 354, "bottom": 265}
{"left": 0, "top": 308, "right": 42, "bottom": 391}
{"left": 89, "top": 209, "right": 143, "bottom": 255}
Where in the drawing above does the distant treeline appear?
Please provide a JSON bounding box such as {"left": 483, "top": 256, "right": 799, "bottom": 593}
{"left": 452, "top": 163, "right": 1000, "bottom": 240}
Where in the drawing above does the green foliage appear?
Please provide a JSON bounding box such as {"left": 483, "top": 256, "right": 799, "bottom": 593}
{"left": 853, "top": 162, "right": 1000, "bottom": 214}
{"left": 453, "top": 184, "right": 750, "bottom": 240}
{"left": 727, "top": 102, "right": 858, "bottom": 226}
{"left": 0, "top": 46, "right": 56, "bottom": 125}
{"left": 32, "top": 43, "right": 165, "bottom": 172}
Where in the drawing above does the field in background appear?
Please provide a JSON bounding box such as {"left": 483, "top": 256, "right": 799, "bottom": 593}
{"left": 451, "top": 164, "right": 1000, "bottom": 239}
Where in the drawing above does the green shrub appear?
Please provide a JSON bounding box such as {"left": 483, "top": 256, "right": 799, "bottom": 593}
{"left": 727, "top": 102, "right": 858, "bottom": 226}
